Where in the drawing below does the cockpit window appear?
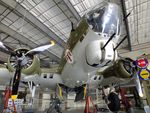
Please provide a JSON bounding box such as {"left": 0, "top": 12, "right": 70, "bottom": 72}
{"left": 87, "top": 7, "right": 105, "bottom": 33}
{"left": 86, "top": 3, "right": 121, "bottom": 37}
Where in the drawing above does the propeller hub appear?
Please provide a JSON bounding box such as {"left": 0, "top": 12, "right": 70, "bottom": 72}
{"left": 9, "top": 49, "right": 34, "bottom": 69}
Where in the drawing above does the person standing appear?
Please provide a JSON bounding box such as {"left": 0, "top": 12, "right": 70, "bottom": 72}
{"left": 107, "top": 87, "right": 120, "bottom": 113}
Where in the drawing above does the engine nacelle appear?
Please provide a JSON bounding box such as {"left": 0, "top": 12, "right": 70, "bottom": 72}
{"left": 7, "top": 48, "right": 41, "bottom": 75}
{"left": 102, "top": 58, "right": 134, "bottom": 78}
{"left": 85, "top": 40, "right": 117, "bottom": 67}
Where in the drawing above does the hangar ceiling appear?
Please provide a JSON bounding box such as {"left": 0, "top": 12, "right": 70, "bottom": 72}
{"left": 0, "top": 0, "right": 149, "bottom": 67}
{"left": 125, "top": 0, "right": 150, "bottom": 50}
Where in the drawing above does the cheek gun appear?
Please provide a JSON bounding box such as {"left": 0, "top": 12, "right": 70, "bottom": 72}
{"left": 85, "top": 33, "right": 128, "bottom": 68}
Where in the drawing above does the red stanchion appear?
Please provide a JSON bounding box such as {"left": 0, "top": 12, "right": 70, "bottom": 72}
{"left": 12, "top": 99, "right": 17, "bottom": 113}
{"left": 3, "top": 87, "right": 17, "bottom": 113}
{"left": 4, "top": 87, "right": 11, "bottom": 111}
{"left": 119, "top": 88, "right": 131, "bottom": 111}
{"left": 84, "top": 96, "right": 97, "bottom": 113}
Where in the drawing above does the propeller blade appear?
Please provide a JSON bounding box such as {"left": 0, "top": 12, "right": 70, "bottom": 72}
{"left": 0, "top": 41, "right": 8, "bottom": 51}
{"left": 134, "top": 74, "right": 143, "bottom": 97}
{"left": 11, "top": 63, "right": 22, "bottom": 100}
{"left": 26, "top": 41, "right": 55, "bottom": 55}
{"left": 0, "top": 41, "right": 16, "bottom": 55}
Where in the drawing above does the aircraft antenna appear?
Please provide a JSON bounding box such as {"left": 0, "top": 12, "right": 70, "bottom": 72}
{"left": 71, "top": 22, "right": 75, "bottom": 32}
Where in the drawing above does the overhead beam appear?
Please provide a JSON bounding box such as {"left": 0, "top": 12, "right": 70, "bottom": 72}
{"left": 0, "top": 23, "right": 36, "bottom": 47}
{"left": 62, "top": 0, "right": 81, "bottom": 22}
{"left": 0, "top": 22, "right": 60, "bottom": 62}
{"left": 0, "top": 0, "right": 66, "bottom": 48}
{"left": 120, "top": 0, "right": 132, "bottom": 51}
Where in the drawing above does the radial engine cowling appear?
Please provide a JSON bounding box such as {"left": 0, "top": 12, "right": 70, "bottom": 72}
{"left": 7, "top": 48, "right": 41, "bottom": 75}
{"left": 102, "top": 58, "right": 134, "bottom": 78}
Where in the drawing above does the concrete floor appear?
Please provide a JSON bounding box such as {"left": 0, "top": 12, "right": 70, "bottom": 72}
{"left": 21, "top": 106, "right": 146, "bottom": 113}
{"left": 63, "top": 109, "right": 84, "bottom": 113}
{"left": 62, "top": 108, "right": 145, "bottom": 113}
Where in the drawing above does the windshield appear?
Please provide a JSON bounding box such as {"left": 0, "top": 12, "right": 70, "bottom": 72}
{"left": 86, "top": 3, "right": 121, "bottom": 37}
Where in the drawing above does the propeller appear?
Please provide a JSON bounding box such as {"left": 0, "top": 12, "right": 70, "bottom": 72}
{"left": 118, "top": 55, "right": 136, "bottom": 76}
{"left": 0, "top": 40, "right": 55, "bottom": 100}
{"left": 0, "top": 40, "right": 55, "bottom": 56}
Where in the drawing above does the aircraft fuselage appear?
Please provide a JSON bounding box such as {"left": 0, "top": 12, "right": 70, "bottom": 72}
{"left": 61, "top": 3, "right": 121, "bottom": 88}
{"left": 61, "top": 29, "right": 117, "bottom": 88}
